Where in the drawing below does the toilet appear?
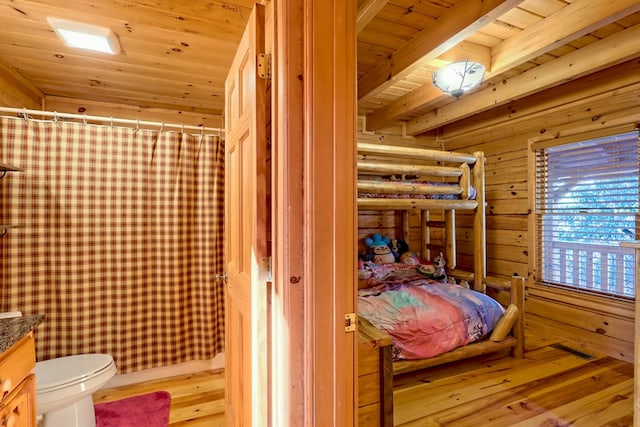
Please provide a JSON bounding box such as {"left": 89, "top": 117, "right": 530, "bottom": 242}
{"left": 35, "top": 354, "right": 117, "bottom": 427}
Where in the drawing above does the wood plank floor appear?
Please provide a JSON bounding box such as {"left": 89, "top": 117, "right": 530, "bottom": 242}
{"left": 393, "top": 333, "right": 633, "bottom": 426}
{"left": 92, "top": 369, "right": 225, "bottom": 426}
{"left": 92, "top": 332, "right": 633, "bottom": 426}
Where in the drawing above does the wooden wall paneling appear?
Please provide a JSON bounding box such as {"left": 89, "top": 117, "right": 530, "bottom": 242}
{"left": 356, "top": 129, "right": 438, "bottom": 149}
{"left": 441, "top": 59, "right": 640, "bottom": 145}
{"left": 487, "top": 198, "right": 528, "bottom": 216}
{"left": 442, "top": 65, "right": 639, "bottom": 361}
{"left": 525, "top": 314, "right": 633, "bottom": 363}
{"left": 45, "top": 96, "right": 224, "bottom": 128}
{"left": 525, "top": 297, "right": 634, "bottom": 345}
{"left": 0, "top": 60, "right": 42, "bottom": 109}
{"left": 485, "top": 182, "right": 528, "bottom": 202}
{"left": 458, "top": 240, "right": 527, "bottom": 265}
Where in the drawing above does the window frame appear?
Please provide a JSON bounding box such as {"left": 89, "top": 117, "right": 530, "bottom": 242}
{"left": 528, "top": 124, "right": 639, "bottom": 301}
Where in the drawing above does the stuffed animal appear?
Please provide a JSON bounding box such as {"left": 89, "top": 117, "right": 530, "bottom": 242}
{"left": 400, "top": 251, "right": 420, "bottom": 265}
{"left": 363, "top": 233, "right": 395, "bottom": 264}
{"left": 389, "top": 238, "right": 409, "bottom": 262}
{"left": 415, "top": 252, "right": 447, "bottom": 281}
{"left": 433, "top": 252, "right": 447, "bottom": 281}
{"left": 417, "top": 263, "right": 436, "bottom": 276}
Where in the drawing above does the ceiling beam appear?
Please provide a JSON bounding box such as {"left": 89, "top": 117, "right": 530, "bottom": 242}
{"left": 357, "top": 0, "right": 524, "bottom": 103}
{"left": 356, "top": 0, "right": 389, "bottom": 34}
{"left": 491, "top": 0, "right": 640, "bottom": 75}
{"left": 405, "top": 22, "right": 640, "bottom": 135}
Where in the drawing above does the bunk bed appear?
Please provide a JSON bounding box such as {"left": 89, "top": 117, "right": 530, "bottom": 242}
{"left": 356, "top": 141, "right": 525, "bottom": 426}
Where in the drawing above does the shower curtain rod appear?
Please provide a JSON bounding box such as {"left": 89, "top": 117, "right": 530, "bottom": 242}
{"left": 0, "top": 107, "right": 224, "bottom": 134}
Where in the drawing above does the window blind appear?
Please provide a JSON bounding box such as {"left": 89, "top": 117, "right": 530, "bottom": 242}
{"left": 534, "top": 131, "right": 639, "bottom": 298}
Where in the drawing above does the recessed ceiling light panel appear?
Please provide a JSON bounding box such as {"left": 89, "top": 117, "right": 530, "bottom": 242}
{"left": 47, "top": 17, "right": 121, "bottom": 55}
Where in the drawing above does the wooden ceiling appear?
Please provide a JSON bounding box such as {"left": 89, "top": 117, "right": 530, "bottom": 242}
{"left": 1, "top": 0, "right": 639, "bottom": 134}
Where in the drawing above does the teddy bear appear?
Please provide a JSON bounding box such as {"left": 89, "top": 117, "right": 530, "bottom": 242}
{"left": 363, "top": 233, "right": 396, "bottom": 264}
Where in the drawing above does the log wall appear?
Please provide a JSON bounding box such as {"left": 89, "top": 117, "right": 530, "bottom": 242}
{"left": 440, "top": 59, "right": 640, "bottom": 362}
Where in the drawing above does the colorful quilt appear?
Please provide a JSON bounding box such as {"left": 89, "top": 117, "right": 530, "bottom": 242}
{"left": 358, "top": 267, "right": 504, "bottom": 360}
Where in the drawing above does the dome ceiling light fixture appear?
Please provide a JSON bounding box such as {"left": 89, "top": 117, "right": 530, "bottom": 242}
{"left": 432, "top": 60, "right": 486, "bottom": 98}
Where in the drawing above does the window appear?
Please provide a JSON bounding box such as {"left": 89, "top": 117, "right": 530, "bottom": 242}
{"left": 533, "top": 130, "right": 639, "bottom": 298}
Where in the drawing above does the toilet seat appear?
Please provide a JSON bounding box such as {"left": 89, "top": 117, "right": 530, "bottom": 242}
{"left": 35, "top": 354, "right": 115, "bottom": 393}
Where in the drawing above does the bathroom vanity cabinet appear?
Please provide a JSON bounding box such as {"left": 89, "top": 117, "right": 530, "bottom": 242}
{"left": 0, "top": 333, "right": 36, "bottom": 427}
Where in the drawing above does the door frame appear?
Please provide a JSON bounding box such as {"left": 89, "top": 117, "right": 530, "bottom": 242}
{"left": 270, "top": 0, "right": 357, "bottom": 424}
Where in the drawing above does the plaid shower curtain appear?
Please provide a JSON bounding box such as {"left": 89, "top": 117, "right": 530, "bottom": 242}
{"left": 0, "top": 117, "right": 225, "bottom": 373}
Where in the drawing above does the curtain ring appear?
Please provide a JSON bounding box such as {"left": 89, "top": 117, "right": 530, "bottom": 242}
{"left": 200, "top": 126, "right": 204, "bottom": 137}
{"left": 181, "top": 124, "right": 185, "bottom": 134}
{"left": 83, "top": 114, "right": 88, "bottom": 126}
{"left": 136, "top": 119, "right": 140, "bottom": 131}
{"left": 110, "top": 117, "right": 114, "bottom": 128}
{"left": 160, "top": 122, "right": 164, "bottom": 133}
{"left": 21, "top": 108, "right": 28, "bottom": 121}
{"left": 53, "top": 112, "right": 58, "bottom": 123}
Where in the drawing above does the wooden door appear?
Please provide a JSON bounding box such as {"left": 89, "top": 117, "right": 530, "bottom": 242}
{"left": 224, "top": 4, "right": 268, "bottom": 427}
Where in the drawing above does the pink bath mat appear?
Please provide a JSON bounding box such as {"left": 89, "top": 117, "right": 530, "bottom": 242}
{"left": 95, "top": 391, "right": 171, "bottom": 427}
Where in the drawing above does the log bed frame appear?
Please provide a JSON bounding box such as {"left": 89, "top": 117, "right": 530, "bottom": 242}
{"left": 357, "top": 141, "right": 526, "bottom": 376}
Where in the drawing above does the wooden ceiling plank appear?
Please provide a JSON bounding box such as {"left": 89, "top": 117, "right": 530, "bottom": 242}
{"left": 0, "top": 14, "right": 241, "bottom": 61}
{"left": 8, "top": 0, "right": 251, "bottom": 42}
{"left": 443, "top": 62, "right": 640, "bottom": 146}
{"left": 0, "top": 43, "right": 229, "bottom": 84}
{"left": 27, "top": 69, "right": 224, "bottom": 102}
{"left": 356, "top": 0, "right": 390, "bottom": 34}
{"left": 492, "top": 0, "right": 640, "bottom": 75}
{"left": 357, "top": 0, "right": 525, "bottom": 102}
{"left": 406, "top": 22, "right": 640, "bottom": 135}
{"left": 518, "top": 0, "right": 567, "bottom": 17}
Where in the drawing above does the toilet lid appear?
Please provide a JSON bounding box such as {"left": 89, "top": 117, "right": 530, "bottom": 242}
{"left": 35, "top": 354, "right": 115, "bottom": 391}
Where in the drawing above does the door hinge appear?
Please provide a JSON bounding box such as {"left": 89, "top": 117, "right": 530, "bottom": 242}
{"left": 257, "top": 53, "right": 271, "bottom": 79}
{"left": 345, "top": 313, "right": 356, "bottom": 333}
{"left": 215, "top": 272, "right": 228, "bottom": 283}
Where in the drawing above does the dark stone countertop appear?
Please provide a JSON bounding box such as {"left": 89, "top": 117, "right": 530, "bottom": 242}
{"left": 0, "top": 314, "right": 45, "bottom": 354}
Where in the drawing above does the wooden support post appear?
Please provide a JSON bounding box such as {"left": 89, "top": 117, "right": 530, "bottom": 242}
{"left": 445, "top": 210, "right": 456, "bottom": 269}
{"left": 490, "top": 304, "right": 520, "bottom": 342}
{"left": 472, "top": 151, "right": 486, "bottom": 292}
{"left": 510, "top": 275, "right": 526, "bottom": 359}
{"left": 619, "top": 241, "right": 640, "bottom": 427}
{"left": 402, "top": 210, "right": 410, "bottom": 242}
{"left": 460, "top": 162, "right": 471, "bottom": 200}
{"left": 421, "top": 210, "right": 429, "bottom": 260}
